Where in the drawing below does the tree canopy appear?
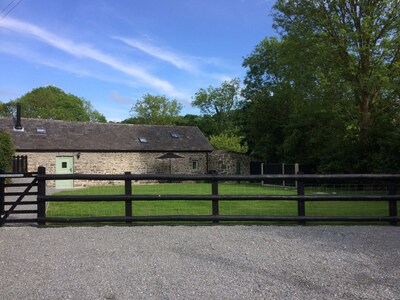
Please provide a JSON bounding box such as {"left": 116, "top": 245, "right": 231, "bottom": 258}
{"left": 192, "top": 78, "right": 242, "bottom": 134}
{"left": 126, "top": 94, "right": 182, "bottom": 125}
{"left": 209, "top": 133, "right": 248, "bottom": 154}
{"left": 242, "top": 0, "right": 400, "bottom": 173}
{"left": 0, "top": 86, "right": 106, "bottom": 122}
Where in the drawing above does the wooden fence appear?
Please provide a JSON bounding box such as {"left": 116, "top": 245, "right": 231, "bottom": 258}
{"left": 12, "top": 155, "right": 28, "bottom": 173}
{"left": 31, "top": 167, "right": 399, "bottom": 225}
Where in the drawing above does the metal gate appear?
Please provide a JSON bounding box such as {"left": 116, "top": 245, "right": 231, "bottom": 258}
{"left": 0, "top": 171, "right": 38, "bottom": 225}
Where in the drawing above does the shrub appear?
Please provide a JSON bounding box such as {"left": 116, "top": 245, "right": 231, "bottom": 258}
{"left": 0, "top": 130, "right": 14, "bottom": 172}
{"left": 210, "top": 133, "right": 248, "bottom": 153}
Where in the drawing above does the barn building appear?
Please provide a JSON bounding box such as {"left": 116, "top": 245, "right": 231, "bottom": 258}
{"left": 0, "top": 116, "right": 214, "bottom": 188}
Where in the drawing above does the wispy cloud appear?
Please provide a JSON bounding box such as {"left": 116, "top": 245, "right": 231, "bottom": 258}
{"left": 115, "top": 37, "right": 198, "bottom": 73}
{"left": 0, "top": 18, "right": 183, "bottom": 97}
{"left": 0, "top": 41, "right": 137, "bottom": 87}
{"left": 115, "top": 36, "right": 238, "bottom": 85}
{"left": 110, "top": 91, "right": 132, "bottom": 104}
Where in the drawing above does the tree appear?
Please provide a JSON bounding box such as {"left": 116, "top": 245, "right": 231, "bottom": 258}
{"left": 242, "top": 1, "right": 400, "bottom": 172}
{"left": 83, "top": 100, "right": 107, "bottom": 122}
{"left": 129, "top": 94, "right": 182, "bottom": 125}
{"left": 174, "top": 114, "right": 218, "bottom": 137}
{"left": 209, "top": 133, "right": 248, "bottom": 154}
{"left": 273, "top": 0, "right": 400, "bottom": 146}
{"left": 192, "top": 78, "right": 242, "bottom": 134}
{"left": 0, "top": 130, "right": 14, "bottom": 172}
{"left": 0, "top": 101, "right": 15, "bottom": 117}
{"left": 3, "top": 86, "right": 106, "bottom": 122}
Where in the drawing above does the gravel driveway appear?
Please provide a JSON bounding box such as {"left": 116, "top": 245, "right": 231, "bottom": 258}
{"left": 0, "top": 226, "right": 399, "bottom": 300}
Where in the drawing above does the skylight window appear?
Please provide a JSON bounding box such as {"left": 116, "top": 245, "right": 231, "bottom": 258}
{"left": 170, "top": 133, "right": 179, "bottom": 138}
{"left": 36, "top": 127, "right": 46, "bottom": 134}
{"left": 138, "top": 137, "right": 148, "bottom": 143}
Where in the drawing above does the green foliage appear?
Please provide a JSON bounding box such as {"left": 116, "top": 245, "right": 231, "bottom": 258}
{"left": 4, "top": 86, "right": 106, "bottom": 122}
{"left": 192, "top": 78, "right": 242, "bottom": 134}
{"left": 0, "top": 102, "right": 13, "bottom": 117}
{"left": 83, "top": 100, "right": 107, "bottom": 122}
{"left": 209, "top": 133, "right": 248, "bottom": 154}
{"left": 129, "top": 94, "right": 182, "bottom": 125}
{"left": 174, "top": 114, "right": 218, "bottom": 137}
{"left": 0, "top": 130, "right": 14, "bottom": 172}
{"left": 242, "top": 1, "right": 400, "bottom": 173}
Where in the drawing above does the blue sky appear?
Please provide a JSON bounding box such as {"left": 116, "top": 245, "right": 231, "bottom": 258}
{"left": 0, "top": 0, "right": 276, "bottom": 121}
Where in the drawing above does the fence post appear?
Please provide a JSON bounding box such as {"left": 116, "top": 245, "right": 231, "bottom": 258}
{"left": 212, "top": 177, "right": 219, "bottom": 224}
{"left": 294, "top": 163, "right": 299, "bottom": 189}
{"left": 22, "top": 155, "right": 28, "bottom": 173}
{"left": 37, "top": 166, "right": 46, "bottom": 226}
{"left": 125, "top": 172, "right": 132, "bottom": 224}
{"left": 0, "top": 169, "right": 4, "bottom": 226}
{"left": 297, "top": 178, "right": 305, "bottom": 225}
{"left": 388, "top": 181, "right": 398, "bottom": 226}
{"left": 261, "top": 163, "right": 264, "bottom": 186}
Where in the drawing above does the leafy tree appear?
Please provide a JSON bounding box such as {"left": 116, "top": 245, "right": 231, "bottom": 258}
{"left": 209, "top": 133, "right": 248, "bottom": 154}
{"left": 242, "top": 1, "right": 400, "bottom": 172}
{"left": 129, "top": 94, "right": 182, "bottom": 125}
{"left": 0, "top": 101, "right": 14, "bottom": 117}
{"left": 174, "top": 114, "right": 218, "bottom": 137}
{"left": 0, "top": 130, "right": 14, "bottom": 172}
{"left": 83, "top": 100, "right": 107, "bottom": 122}
{"left": 274, "top": 0, "right": 400, "bottom": 143}
{"left": 2, "top": 86, "right": 106, "bottom": 122}
{"left": 192, "top": 78, "right": 242, "bottom": 134}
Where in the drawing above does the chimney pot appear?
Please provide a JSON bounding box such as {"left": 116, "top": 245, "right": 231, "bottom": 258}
{"left": 14, "top": 103, "right": 23, "bottom": 131}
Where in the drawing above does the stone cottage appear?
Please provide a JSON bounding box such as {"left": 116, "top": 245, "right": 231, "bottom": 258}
{"left": 0, "top": 117, "right": 214, "bottom": 188}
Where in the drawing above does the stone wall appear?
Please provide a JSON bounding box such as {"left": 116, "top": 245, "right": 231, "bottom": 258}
{"left": 208, "top": 150, "right": 256, "bottom": 175}
{"left": 20, "top": 151, "right": 208, "bottom": 187}
{"left": 19, "top": 150, "right": 257, "bottom": 187}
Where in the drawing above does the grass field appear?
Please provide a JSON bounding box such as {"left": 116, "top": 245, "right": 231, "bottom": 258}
{"left": 46, "top": 182, "right": 399, "bottom": 224}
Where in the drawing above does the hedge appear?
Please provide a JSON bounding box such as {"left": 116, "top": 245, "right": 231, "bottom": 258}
{"left": 0, "top": 130, "right": 14, "bottom": 172}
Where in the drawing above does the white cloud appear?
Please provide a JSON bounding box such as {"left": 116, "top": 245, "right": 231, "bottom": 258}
{"left": 0, "top": 42, "right": 137, "bottom": 87}
{"left": 0, "top": 18, "right": 184, "bottom": 97}
{"left": 115, "top": 36, "right": 238, "bottom": 86}
{"left": 115, "top": 37, "right": 198, "bottom": 73}
{"left": 110, "top": 91, "right": 132, "bottom": 104}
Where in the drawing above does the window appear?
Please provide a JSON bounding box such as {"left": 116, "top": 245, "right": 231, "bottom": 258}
{"left": 170, "top": 132, "right": 179, "bottom": 138}
{"left": 138, "top": 137, "right": 148, "bottom": 143}
{"left": 192, "top": 161, "right": 198, "bottom": 171}
{"left": 62, "top": 162, "right": 67, "bottom": 168}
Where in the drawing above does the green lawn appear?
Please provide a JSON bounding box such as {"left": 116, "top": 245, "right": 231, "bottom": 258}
{"left": 46, "top": 183, "right": 399, "bottom": 224}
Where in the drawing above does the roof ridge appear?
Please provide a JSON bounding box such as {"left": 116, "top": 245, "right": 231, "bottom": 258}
{"left": 0, "top": 116, "right": 198, "bottom": 129}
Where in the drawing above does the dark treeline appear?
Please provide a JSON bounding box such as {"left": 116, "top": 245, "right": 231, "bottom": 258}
{"left": 239, "top": 1, "right": 400, "bottom": 173}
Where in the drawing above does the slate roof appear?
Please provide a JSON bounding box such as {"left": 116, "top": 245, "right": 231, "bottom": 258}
{"left": 0, "top": 117, "right": 213, "bottom": 152}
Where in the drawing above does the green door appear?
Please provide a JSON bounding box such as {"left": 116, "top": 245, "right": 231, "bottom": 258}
{"left": 56, "top": 156, "right": 74, "bottom": 189}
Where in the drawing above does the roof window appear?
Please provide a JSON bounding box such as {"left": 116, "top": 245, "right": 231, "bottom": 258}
{"left": 36, "top": 127, "right": 47, "bottom": 134}
{"left": 170, "top": 133, "right": 179, "bottom": 138}
{"left": 138, "top": 137, "right": 148, "bottom": 143}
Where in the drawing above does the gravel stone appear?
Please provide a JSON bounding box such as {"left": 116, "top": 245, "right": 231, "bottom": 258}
{"left": 0, "top": 226, "right": 399, "bottom": 300}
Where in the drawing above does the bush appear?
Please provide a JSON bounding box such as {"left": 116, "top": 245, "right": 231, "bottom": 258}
{"left": 210, "top": 133, "right": 248, "bottom": 153}
{"left": 0, "top": 130, "right": 14, "bottom": 172}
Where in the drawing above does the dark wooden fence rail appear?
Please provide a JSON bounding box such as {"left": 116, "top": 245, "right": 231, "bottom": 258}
{"left": 35, "top": 167, "right": 399, "bottom": 225}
